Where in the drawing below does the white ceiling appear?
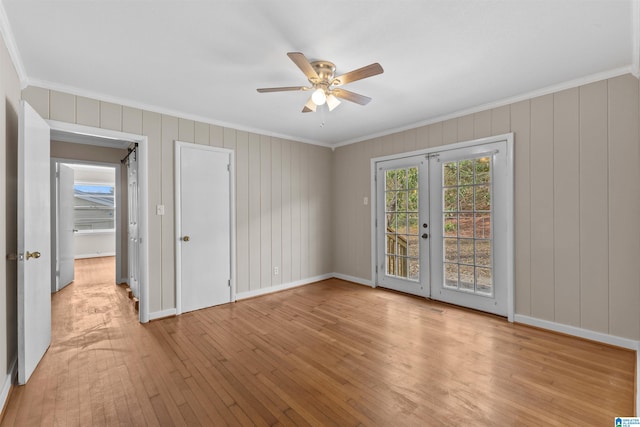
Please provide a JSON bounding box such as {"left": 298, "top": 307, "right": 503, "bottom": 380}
{"left": 3, "top": 0, "right": 637, "bottom": 147}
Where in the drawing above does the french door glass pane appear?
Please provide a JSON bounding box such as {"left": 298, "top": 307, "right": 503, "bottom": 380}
{"left": 441, "top": 156, "right": 493, "bottom": 296}
{"left": 385, "top": 166, "right": 419, "bottom": 281}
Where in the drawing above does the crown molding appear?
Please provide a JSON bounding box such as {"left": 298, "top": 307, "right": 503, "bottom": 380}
{"left": 25, "top": 77, "right": 333, "bottom": 149}
{"left": 333, "top": 66, "right": 633, "bottom": 148}
{"left": 0, "top": 0, "right": 27, "bottom": 87}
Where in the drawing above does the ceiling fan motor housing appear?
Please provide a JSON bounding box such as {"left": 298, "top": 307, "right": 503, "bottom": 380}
{"left": 310, "top": 61, "right": 336, "bottom": 86}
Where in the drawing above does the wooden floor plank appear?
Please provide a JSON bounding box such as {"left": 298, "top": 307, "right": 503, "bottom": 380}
{"left": 1, "top": 257, "right": 634, "bottom": 426}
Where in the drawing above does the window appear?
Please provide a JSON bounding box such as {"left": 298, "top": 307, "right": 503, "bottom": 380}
{"left": 384, "top": 166, "right": 420, "bottom": 281}
{"left": 74, "top": 184, "right": 115, "bottom": 231}
{"left": 442, "top": 156, "right": 493, "bottom": 296}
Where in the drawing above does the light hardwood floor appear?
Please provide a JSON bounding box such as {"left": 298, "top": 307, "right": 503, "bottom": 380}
{"left": 1, "top": 257, "right": 635, "bottom": 426}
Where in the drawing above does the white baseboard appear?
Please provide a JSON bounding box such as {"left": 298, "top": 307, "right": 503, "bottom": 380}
{"left": 236, "top": 273, "right": 333, "bottom": 301}
{"left": 75, "top": 252, "right": 116, "bottom": 259}
{"left": 119, "top": 278, "right": 129, "bottom": 285}
{"left": 332, "top": 273, "right": 374, "bottom": 287}
{"left": 0, "top": 357, "right": 16, "bottom": 415}
{"left": 514, "top": 314, "right": 640, "bottom": 351}
{"left": 148, "top": 308, "right": 176, "bottom": 321}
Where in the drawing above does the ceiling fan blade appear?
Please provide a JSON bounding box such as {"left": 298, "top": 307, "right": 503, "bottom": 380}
{"left": 332, "top": 88, "right": 371, "bottom": 105}
{"left": 302, "top": 96, "right": 316, "bottom": 113}
{"left": 287, "top": 52, "right": 319, "bottom": 81}
{"left": 332, "top": 63, "right": 384, "bottom": 86}
{"left": 257, "top": 86, "right": 308, "bottom": 93}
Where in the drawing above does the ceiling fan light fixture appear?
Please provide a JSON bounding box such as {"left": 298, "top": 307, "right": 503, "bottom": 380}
{"left": 311, "top": 88, "right": 327, "bottom": 105}
{"left": 303, "top": 96, "right": 317, "bottom": 113}
{"left": 326, "top": 94, "right": 341, "bottom": 111}
{"left": 257, "top": 52, "right": 384, "bottom": 113}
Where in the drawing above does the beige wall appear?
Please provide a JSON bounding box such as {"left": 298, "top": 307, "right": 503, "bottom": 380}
{"left": 22, "top": 86, "right": 334, "bottom": 315}
{"left": 51, "top": 140, "right": 128, "bottom": 277}
{"left": 0, "top": 33, "right": 21, "bottom": 381}
{"left": 333, "top": 74, "right": 640, "bottom": 341}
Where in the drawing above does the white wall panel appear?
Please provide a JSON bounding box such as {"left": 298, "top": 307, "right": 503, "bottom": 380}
{"left": 553, "top": 88, "right": 580, "bottom": 326}
{"left": 579, "top": 80, "right": 609, "bottom": 333}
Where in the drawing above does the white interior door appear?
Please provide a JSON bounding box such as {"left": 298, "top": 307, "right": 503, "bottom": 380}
{"left": 175, "top": 142, "right": 232, "bottom": 314}
{"left": 18, "top": 100, "right": 51, "bottom": 384}
{"left": 57, "top": 164, "right": 75, "bottom": 289}
{"left": 376, "top": 155, "right": 430, "bottom": 297}
{"left": 127, "top": 149, "right": 140, "bottom": 298}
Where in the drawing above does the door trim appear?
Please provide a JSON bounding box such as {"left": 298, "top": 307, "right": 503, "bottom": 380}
{"left": 370, "top": 133, "right": 514, "bottom": 321}
{"left": 46, "top": 120, "right": 150, "bottom": 323}
{"left": 174, "top": 141, "right": 236, "bottom": 315}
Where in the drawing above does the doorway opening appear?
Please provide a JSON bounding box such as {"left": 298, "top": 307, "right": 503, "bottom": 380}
{"left": 51, "top": 161, "right": 119, "bottom": 293}
{"left": 47, "top": 121, "right": 149, "bottom": 323}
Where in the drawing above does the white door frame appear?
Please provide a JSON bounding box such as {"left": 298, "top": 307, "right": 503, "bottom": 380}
{"left": 370, "top": 133, "right": 515, "bottom": 321}
{"left": 174, "top": 141, "right": 236, "bottom": 315}
{"left": 46, "top": 120, "right": 150, "bottom": 323}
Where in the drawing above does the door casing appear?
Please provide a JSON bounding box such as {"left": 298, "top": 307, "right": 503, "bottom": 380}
{"left": 47, "top": 120, "right": 150, "bottom": 323}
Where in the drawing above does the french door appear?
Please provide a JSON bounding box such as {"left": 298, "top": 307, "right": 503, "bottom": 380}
{"left": 376, "top": 156, "right": 430, "bottom": 297}
{"left": 375, "top": 137, "right": 513, "bottom": 317}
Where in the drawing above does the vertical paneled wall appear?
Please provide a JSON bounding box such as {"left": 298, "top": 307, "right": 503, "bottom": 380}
{"left": 333, "top": 74, "right": 640, "bottom": 341}
{"left": 22, "top": 86, "right": 334, "bottom": 314}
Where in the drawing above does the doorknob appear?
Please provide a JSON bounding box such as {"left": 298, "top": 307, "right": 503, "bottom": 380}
{"left": 182, "top": 236, "right": 190, "bottom": 242}
{"left": 26, "top": 251, "right": 41, "bottom": 260}
{"left": 421, "top": 233, "right": 429, "bottom": 239}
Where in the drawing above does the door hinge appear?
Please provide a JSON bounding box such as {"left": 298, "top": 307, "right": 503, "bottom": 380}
{"left": 228, "top": 279, "right": 231, "bottom": 287}
{"left": 227, "top": 164, "right": 230, "bottom": 172}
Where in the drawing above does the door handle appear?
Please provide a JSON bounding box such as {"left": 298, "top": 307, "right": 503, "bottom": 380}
{"left": 182, "top": 236, "right": 190, "bottom": 242}
{"left": 421, "top": 233, "right": 428, "bottom": 239}
{"left": 26, "top": 251, "right": 41, "bottom": 260}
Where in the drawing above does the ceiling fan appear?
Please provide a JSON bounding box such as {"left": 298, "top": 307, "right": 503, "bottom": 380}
{"left": 257, "top": 52, "right": 384, "bottom": 113}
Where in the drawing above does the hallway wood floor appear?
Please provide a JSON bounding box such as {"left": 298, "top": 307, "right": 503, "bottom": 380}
{"left": 1, "top": 257, "right": 635, "bottom": 426}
